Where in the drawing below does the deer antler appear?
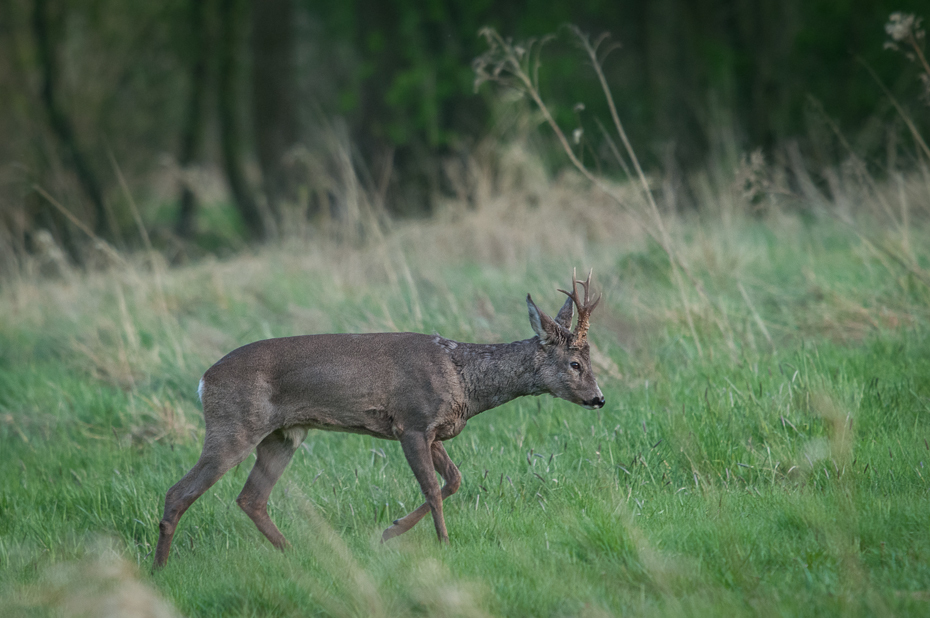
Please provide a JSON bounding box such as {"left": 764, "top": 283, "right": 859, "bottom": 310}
{"left": 558, "top": 268, "right": 600, "bottom": 347}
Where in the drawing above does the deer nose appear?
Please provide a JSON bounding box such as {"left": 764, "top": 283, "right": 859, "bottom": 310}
{"left": 586, "top": 396, "right": 605, "bottom": 409}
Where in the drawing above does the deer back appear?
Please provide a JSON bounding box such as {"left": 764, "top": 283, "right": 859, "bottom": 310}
{"left": 199, "top": 332, "right": 466, "bottom": 440}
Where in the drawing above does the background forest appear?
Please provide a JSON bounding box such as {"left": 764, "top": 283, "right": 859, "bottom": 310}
{"left": 0, "top": 0, "right": 929, "bottom": 261}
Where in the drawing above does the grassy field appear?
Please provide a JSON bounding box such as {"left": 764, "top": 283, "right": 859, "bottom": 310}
{"left": 1, "top": 161, "right": 929, "bottom": 616}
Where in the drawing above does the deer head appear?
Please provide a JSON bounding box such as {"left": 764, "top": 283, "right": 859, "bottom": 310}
{"left": 526, "top": 269, "right": 604, "bottom": 409}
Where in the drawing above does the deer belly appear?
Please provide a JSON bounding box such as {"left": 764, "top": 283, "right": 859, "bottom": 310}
{"left": 294, "top": 406, "right": 395, "bottom": 440}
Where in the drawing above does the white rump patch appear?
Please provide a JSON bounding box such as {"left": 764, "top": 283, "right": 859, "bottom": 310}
{"left": 197, "top": 377, "right": 205, "bottom": 403}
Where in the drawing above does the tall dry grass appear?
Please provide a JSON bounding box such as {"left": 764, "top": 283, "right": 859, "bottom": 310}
{"left": 3, "top": 121, "right": 929, "bottom": 463}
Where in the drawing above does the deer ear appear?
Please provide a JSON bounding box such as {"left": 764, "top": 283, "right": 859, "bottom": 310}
{"left": 554, "top": 295, "right": 574, "bottom": 329}
{"left": 527, "top": 294, "right": 565, "bottom": 345}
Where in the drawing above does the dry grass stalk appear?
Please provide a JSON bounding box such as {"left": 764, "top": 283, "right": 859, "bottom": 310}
{"left": 24, "top": 541, "right": 180, "bottom": 618}
{"left": 474, "top": 26, "right": 759, "bottom": 358}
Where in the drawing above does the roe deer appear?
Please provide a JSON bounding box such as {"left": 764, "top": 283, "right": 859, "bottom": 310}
{"left": 154, "top": 270, "right": 604, "bottom": 568}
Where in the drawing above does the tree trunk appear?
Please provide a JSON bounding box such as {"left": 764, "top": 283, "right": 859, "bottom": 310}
{"left": 251, "top": 0, "right": 296, "bottom": 223}
{"left": 174, "top": 0, "right": 211, "bottom": 239}
{"left": 217, "top": 0, "right": 268, "bottom": 240}
{"left": 32, "top": 0, "right": 110, "bottom": 240}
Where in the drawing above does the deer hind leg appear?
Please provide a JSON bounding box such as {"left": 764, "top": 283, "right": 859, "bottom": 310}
{"left": 382, "top": 440, "right": 461, "bottom": 543}
{"left": 154, "top": 433, "right": 257, "bottom": 569}
{"left": 236, "top": 427, "right": 307, "bottom": 550}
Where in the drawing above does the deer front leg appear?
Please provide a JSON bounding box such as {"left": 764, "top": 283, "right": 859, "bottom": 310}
{"left": 382, "top": 441, "right": 461, "bottom": 542}
{"left": 389, "top": 432, "right": 451, "bottom": 543}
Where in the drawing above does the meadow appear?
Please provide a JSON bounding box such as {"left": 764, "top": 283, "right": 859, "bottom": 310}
{"left": 1, "top": 145, "right": 929, "bottom": 616}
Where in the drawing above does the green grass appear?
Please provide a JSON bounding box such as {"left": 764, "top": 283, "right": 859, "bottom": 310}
{"left": 1, "top": 193, "right": 929, "bottom": 616}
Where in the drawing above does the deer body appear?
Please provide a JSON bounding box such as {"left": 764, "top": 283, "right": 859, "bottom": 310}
{"left": 154, "top": 272, "right": 603, "bottom": 568}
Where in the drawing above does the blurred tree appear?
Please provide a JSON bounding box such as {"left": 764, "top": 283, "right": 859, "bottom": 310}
{"left": 339, "top": 0, "right": 500, "bottom": 214}
{"left": 174, "top": 0, "right": 211, "bottom": 238}
{"left": 217, "top": 0, "right": 267, "bottom": 240}
{"left": 31, "top": 0, "right": 110, "bottom": 239}
{"left": 0, "top": 0, "right": 927, "bottom": 260}
{"left": 251, "top": 0, "right": 298, "bottom": 224}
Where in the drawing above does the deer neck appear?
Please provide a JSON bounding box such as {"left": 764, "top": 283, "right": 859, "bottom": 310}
{"left": 450, "top": 338, "right": 544, "bottom": 418}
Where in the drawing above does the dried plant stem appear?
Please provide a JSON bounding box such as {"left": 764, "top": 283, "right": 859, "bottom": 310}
{"left": 33, "top": 184, "right": 126, "bottom": 268}
{"left": 593, "top": 117, "right": 633, "bottom": 180}
{"left": 738, "top": 281, "right": 775, "bottom": 351}
{"left": 903, "top": 29, "right": 930, "bottom": 78}
{"left": 808, "top": 97, "right": 930, "bottom": 288}
{"left": 109, "top": 151, "right": 187, "bottom": 371}
{"left": 476, "top": 27, "right": 779, "bottom": 356}
{"left": 478, "top": 28, "right": 714, "bottom": 356}
{"left": 108, "top": 148, "right": 152, "bottom": 254}
{"left": 856, "top": 230, "right": 930, "bottom": 288}
{"left": 569, "top": 26, "right": 714, "bottom": 357}
{"left": 856, "top": 56, "right": 930, "bottom": 162}
{"left": 808, "top": 97, "right": 900, "bottom": 226}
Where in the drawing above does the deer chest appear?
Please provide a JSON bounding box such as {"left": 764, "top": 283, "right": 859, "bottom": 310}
{"left": 432, "top": 416, "right": 467, "bottom": 441}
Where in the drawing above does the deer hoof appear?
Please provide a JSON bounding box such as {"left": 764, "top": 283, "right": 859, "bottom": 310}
{"left": 381, "top": 525, "right": 402, "bottom": 543}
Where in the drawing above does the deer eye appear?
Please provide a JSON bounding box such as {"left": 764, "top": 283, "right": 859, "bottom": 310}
{"left": 570, "top": 361, "right": 581, "bottom": 371}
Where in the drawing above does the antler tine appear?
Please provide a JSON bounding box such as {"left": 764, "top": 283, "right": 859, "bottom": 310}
{"left": 576, "top": 268, "right": 601, "bottom": 313}
{"left": 557, "top": 268, "right": 600, "bottom": 346}
{"left": 575, "top": 268, "right": 593, "bottom": 306}
{"left": 557, "top": 267, "right": 581, "bottom": 312}
{"left": 566, "top": 268, "right": 599, "bottom": 311}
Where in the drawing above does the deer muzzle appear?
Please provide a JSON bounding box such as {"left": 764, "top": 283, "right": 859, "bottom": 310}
{"left": 583, "top": 396, "right": 606, "bottom": 409}
{"left": 582, "top": 385, "right": 605, "bottom": 409}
